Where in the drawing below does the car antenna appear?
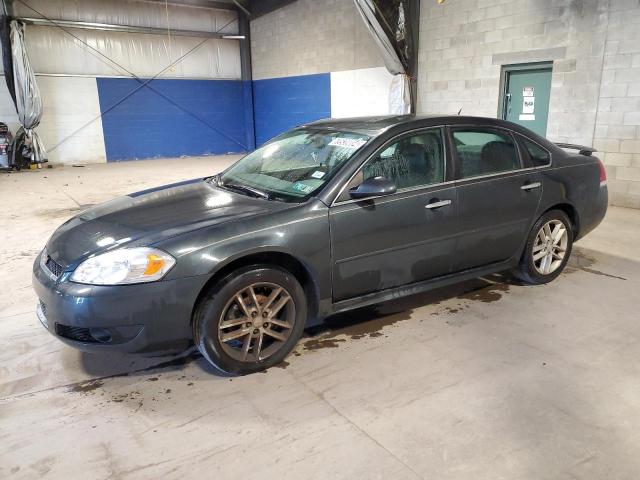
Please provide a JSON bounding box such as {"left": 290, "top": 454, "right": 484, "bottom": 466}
{"left": 457, "top": 107, "right": 463, "bottom": 115}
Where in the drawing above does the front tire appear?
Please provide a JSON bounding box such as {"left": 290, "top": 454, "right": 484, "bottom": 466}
{"left": 193, "top": 265, "right": 306, "bottom": 375}
{"left": 514, "top": 209, "right": 573, "bottom": 285}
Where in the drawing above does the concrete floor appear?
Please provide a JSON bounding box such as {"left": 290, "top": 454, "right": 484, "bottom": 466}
{"left": 1, "top": 156, "right": 640, "bottom": 479}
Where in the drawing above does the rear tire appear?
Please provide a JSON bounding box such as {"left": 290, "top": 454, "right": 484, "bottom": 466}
{"left": 193, "top": 265, "right": 306, "bottom": 375}
{"left": 514, "top": 209, "right": 573, "bottom": 285}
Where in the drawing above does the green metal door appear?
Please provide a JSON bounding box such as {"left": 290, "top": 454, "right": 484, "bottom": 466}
{"left": 502, "top": 65, "right": 552, "bottom": 137}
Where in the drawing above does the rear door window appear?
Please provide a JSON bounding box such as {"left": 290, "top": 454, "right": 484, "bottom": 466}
{"left": 452, "top": 129, "right": 520, "bottom": 179}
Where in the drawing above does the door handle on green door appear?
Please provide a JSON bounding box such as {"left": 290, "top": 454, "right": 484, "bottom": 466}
{"left": 521, "top": 181, "right": 541, "bottom": 191}
{"left": 425, "top": 199, "right": 452, "bottom": 209}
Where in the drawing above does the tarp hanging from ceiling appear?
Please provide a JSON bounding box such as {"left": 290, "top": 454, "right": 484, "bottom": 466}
{"left": 10, "top": 20, "right": 46, "bottom": 163}
{"left": 353, "top": 0, "right": 415, "bottom": 115}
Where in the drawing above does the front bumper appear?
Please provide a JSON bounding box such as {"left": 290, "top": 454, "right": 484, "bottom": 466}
{"left": 32, "top": 252, "right": 209, "bottom": 354}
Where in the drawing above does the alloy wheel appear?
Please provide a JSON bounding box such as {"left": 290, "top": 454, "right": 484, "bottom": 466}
{"left": 218, "top": 282, "right": 295, "bottom": 362}
{"left": 532, "top": 219, "right": 568, "bottom": 275}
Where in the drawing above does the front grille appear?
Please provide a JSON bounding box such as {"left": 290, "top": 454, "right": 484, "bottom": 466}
{"left": 55, "top": 323, "right": 100, "bottom": 343}
{"left": 45, "top": 256, "right": 64, "bottom": 278}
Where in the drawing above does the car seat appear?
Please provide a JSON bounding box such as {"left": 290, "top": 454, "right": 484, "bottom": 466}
{"left": 479, "top": 141, "right": 517, "bottom": 174}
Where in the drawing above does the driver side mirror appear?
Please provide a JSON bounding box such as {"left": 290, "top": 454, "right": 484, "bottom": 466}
{"left": 349, "top": 176, "right": 397, "bottom": 200}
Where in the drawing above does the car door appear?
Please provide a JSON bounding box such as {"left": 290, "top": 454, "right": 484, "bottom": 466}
{"left": 329, "top": 127, "right": 457, "bottom": 302}
{"left": 450, "top": 126, "right": 543, "bottom": 272}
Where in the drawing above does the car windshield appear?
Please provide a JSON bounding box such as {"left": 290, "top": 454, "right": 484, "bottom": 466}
{"left": 218, "top": 128, "right": 370, "bottom": 202}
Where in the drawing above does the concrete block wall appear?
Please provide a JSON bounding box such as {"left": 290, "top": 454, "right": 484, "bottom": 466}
{"left": 250, "top": 0, "right": 384, "bottom": 80}
{"left": 418, "top": 0, "right": 608, "bottom": 144}
{"left": 418, "top": 0, "right": 640, "bottom": 208}
{"left": 594, "top": 0, "right": 640, "bottom": 208}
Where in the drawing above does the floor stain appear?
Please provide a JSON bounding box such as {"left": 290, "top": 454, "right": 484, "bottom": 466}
{"left": 303, "top": 337, "right": 347, "bottom": 350}
{"left": 580, "top": 267, "right": 627, "bottom": 281}
{"left": 458, "top": 282, "right": 510, "bottom": 303}
{"left": 68, "top": 378, "right": 104, "bottom": 393}
{"left": 565, "top": 248, "right": 597, "bottom": 273}
{"left": 565, "top": 248, "right": 626, "bottom": 280}
{"left": 112, "top": 391, "right": 141, "bottom": 403}
{"left": 275, "top": 360, "right": 290, "bottom": 369}
{"left": 300, "top": 275, "right": 515, "bottom": 351}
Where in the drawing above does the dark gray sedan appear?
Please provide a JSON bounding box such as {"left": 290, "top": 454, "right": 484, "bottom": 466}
{"left": 33, "top": 115, "right": 608, "bottom": 374}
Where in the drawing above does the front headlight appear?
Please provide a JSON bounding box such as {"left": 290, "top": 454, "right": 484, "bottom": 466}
{"left": 70, "top": 247, "right": 176, "bottom": 285}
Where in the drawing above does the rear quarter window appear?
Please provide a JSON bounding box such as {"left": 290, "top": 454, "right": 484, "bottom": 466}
{"left": 521, "top": 137, "right": 551, "bottom": 167}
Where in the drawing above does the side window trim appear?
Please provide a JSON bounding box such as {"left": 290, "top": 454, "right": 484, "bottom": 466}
{"left": 449, "top": 125, "right": 525, "bottom": 181}
{"left": 331, "top": 126, "right": 448, "bottom": 206}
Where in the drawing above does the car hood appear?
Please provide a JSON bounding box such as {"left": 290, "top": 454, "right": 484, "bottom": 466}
{"left": 46, "top": 178, "right": 291, "bottom": 268}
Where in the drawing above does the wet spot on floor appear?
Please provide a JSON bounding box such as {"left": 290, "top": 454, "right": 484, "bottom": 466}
{"left": 275, "top": 360, "right": 290, "bottom": 369}
{"left": 565, "top": 248, "right": 626, "bottom": 280}
{"left": 459, "top": 282, "right": 510, "bottom": 303}
{"left": 147, "top": 377, "right": 159, "bottom": 382}
{"left": 565, "top": 248, "right": 596, "bottom": 273}
{"left": 303, "top": 337, "right": 347, "bottom": 350}
{"left": 111, "top": 391, "right": 141, "bottom": 403}
{"left": 580, "top": 267, "right": 626, "bottom": 280}
{"left": 69, "top": 378, "right": 104, "bottom": 394}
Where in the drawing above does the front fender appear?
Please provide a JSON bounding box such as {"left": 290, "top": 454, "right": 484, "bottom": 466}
{"left": 158, "top": 200, "right": 331, "bottom": 302}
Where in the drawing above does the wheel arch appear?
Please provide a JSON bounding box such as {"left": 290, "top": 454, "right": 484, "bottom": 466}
{"left": 543, "top": 202, "right": 580, "bottom": 238}
{"left": 190, "top": 249, "right": 320, "bottom": 327}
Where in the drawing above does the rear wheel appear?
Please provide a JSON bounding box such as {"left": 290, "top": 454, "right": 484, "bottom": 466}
{"left": 193, "top": 265, "right": 306, "bottom": 375}
{"left": 514, "top": 209, "right": 573, "bottom": 284}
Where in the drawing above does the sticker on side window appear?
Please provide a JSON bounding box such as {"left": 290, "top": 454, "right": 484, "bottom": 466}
{"left": 291, "top": 182, "right": 315, "bottom": 194}
{"left": 328, "top": 137, "right": 367, "bottom": 149}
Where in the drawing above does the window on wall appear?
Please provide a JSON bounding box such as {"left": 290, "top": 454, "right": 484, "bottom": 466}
{"left": 521, "top": 137, "right": 551, "bottom": 167}
{"left": 452, "top": 129, "right": 520, "bottom": 178}
{"left": 338, "top": 128, "right": 445, "bottom": 202}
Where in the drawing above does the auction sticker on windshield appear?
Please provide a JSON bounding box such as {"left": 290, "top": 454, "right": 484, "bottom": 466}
{"left": 328, "top": 137, "right": 367, "bottom": 149}
{"left": 291, "top": 182, "right": 315, "bottom": 194}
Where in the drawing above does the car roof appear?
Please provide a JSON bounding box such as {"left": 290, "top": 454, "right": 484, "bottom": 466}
{"left": 305, "top": 115, "right": 532, "bottom": 137}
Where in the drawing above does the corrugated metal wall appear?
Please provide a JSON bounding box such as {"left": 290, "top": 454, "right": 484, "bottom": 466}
{"left": 2, "top": 0, "right": 246, "bottom": 163}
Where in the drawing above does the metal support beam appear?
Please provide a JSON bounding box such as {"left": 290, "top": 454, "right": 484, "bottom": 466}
{"left": 1, "top": 0, "right": 13, "bottom": 16}
{"left": 19, "top": 17, "right": 239, "bottom": 38}
{"left": 408, "top": 0, "right": 420, "bottom": 114}
{"left": 238, "top": 11, "right": 255, "bottom": 149}
{"left": 144, "top": 0, "right": 238, "bottom": 11}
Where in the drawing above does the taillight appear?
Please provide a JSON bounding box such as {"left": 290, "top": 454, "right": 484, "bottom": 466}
{"left": 597, "top": 157, "right": 607, "bottom": 187}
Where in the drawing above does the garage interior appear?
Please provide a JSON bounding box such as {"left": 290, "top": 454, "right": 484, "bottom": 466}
{"left": 1, "top": 0, "right": 640, "bottom": 478}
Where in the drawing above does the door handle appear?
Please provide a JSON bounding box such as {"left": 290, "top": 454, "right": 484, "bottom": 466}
{"left": 425, "top": 199, "right": 452, "bottom": 209}
{"left": 521, "top": 182, "right": 541, "bottom": 191}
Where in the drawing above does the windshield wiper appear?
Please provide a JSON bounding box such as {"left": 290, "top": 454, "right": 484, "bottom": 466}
{"left": 221, "top": 182, "right": 271, "bottom": 200}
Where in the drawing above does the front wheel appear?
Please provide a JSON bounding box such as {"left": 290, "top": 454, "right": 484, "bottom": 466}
{"left": 193, "top": 265, "right": 307, "bottom": 375}
{"left": 514, "top": 209, "right": 573, "bottom": 285}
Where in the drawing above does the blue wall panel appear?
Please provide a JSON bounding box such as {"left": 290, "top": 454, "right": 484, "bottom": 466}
{"left": 96, "top": 78, "right": 248, "bottom": 161}
{"left": 253, "top": 73, "right": 331, "bottom": 146}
